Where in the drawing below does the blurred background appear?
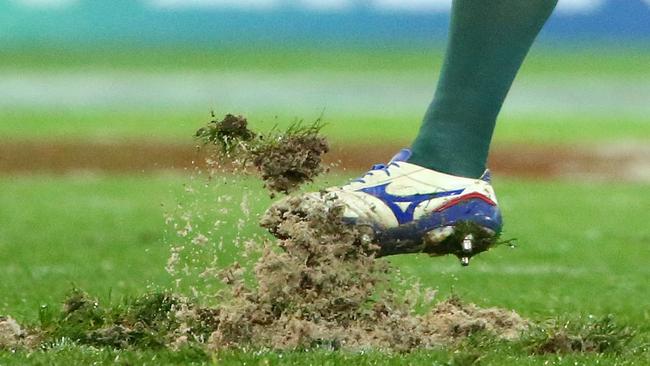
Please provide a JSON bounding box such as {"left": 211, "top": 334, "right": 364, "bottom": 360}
{"left": 0, "top": 0, "right": 649, "bottom": 179}
{"left": 1, "top": 0, "right": 649, "bottom": 325}
{"left": 0, "top": 0, "right": 650, "bottom": 308}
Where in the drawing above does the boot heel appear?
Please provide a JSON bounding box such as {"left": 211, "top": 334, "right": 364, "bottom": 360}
{"left": 422, "top": 221, "right": 499, "bottom": 266}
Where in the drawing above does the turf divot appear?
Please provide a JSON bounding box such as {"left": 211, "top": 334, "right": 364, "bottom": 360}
{"left": 0, "top": 317, "right": 27, "bottom": 349}
{"left": 176, "top": 116, "right": 529, "bottom": 351}
{"left": 196, "top": 114, "right": 329, "bottom": 196}
{"left": 0, "top": 115, "right": 642, "bottom": 358}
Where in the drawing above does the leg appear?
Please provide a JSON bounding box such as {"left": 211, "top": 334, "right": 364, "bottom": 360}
{"left": 409, "top": 0, "right": 558, "bottom": 178}
{"left": 266, "top": 1, "right": 558, "bottom": 265}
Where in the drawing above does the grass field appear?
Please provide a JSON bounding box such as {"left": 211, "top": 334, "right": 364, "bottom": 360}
{"left": 3, "top": 46, "right": 650, "bottom": 75}
{"left": 1, "top": 175, "right": 649, "bottom": 364}
{"left": 1, "top": 46, "right": 649, "bottom": 364}
{"left": 1, "top": 107, "right": 649, "bottom": 145}
{"left": 2, "top": 47, "right": 649, "bottom": 145}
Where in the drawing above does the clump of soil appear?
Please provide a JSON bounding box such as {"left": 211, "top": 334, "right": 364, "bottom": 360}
{"left": 183, "top": 114, "right": 529, "bottom": 351}
{"left": 250, "top": 123, "right": 329, "bottom": 195}
{"left": 195, "top": 114, "right": 329, "bottom": 195}
{"left": 5, "top": 113, "right": 638, "bottom": 356}
{"left": 195, "top": 113, "right": 256, "bottom": 154}
{"left": 0, "top": 316, "right": 25, "bottom": 349}
{"left": 204, "top": 194, "right": 528, "bottom": 351}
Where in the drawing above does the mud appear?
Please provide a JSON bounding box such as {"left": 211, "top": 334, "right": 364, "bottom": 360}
{"left": 250, "top": 127, "right": 329, "bottom": 195}
{"left": 0, "top": 317, "right": 24, "bottom": 349}
{"left": 202, "top": 194, "right": 528, "bottom": 351}
{"left": 195, "top": 115, "right": 329, "bottom": 195}
{"left": 153, "top": 133, "right": 531, "bottom": 352}
{"left": 0, "top": 316, "right": 39, "bottom": 350}
{"left": 195, "top": 113, "right": 256, "bottom": 153}
{"left": 2, "top": 117, "right": 640, "bottom": 353}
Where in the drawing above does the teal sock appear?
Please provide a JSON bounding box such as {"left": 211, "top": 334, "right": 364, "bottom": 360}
{"left": 409, "top": 0, "right": 557, "bottom": 178}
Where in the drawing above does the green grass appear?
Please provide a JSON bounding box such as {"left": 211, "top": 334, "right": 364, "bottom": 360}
{"left": 2, "top": 46, "right": 650, "bottom": 76}
{"left": 0, "top": 174, "right": 648, "bottom": 364}
{"left": 0, "top": 174, "right": 271, "bottom": 320}
{"left": 1, "top": 45, "right": 649, "bottom": 364}
{"left": 1, "top": 107, "right": 648, "bottom": 145}
{"left": 1, "top": 46, "right": 648, "bottom": 145}
{"left": 1, "top": 44, "right": 649, "bottom": 364}
{"left": 2, "top": 346, "right": 649, "bottom": 366}
{"left": 0, "top": 174, "right": 183, "bottom": 320}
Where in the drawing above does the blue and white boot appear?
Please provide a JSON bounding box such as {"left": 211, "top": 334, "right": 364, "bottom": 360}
{"left": 268, "top": 148, "right": 502, "bottom": 266}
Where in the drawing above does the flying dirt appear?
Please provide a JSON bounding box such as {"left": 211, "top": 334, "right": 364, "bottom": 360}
{"left": 0, "top": 114, "right": 637, "bottom": 355}
{"left": 195, "top": 113, "right": 329, "bottom": 196}
{"left": 188, "top": 114, "right": 527, "bottom": 350}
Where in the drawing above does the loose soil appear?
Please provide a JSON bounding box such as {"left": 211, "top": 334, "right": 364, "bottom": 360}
{"left": 1, "top": 140, "right": 642, "bottom": 354}
{"left": 162, "top": 128, "right": 529, "bottom": 351}
{"left": 0, "top": 121, "right": 644, "bottom": 353}
{"left": 208, "top": 193, "right": 527, "bottom": 351}
{"left": 195, "top": 115, "right": 330, "bottom": 195}
{"left": 0, "top": 317, "right": 23, "bottom": 349}
{"left": 1, "top": 193, "right": 528, "bottom": 352}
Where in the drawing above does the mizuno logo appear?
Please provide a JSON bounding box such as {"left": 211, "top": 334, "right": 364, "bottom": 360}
{"left": 359, "top": 183, "right": 464, "bottom": 225}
